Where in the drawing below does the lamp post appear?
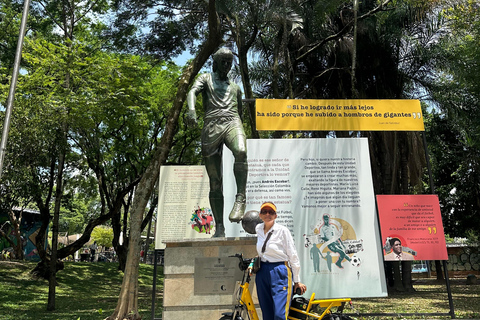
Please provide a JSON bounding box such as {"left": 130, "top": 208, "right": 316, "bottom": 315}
{"left": 0, "top": 0, "right": 31, "bottom": 179}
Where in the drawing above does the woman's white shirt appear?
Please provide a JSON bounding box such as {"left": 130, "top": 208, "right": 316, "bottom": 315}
{"left": 255, "top": 222, "right": 301, "bottom": 283}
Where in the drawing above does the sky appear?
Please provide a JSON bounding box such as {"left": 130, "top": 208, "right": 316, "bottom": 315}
{"left": 173, "top": 50, "right": 193, "bottom": 67}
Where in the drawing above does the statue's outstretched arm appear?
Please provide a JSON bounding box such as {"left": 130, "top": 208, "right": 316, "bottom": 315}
{"left": 186, "top": 80, "right": 202, "bottom": 126}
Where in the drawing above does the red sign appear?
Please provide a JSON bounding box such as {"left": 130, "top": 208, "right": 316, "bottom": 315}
{"left": 377, "top": 195, "right": 448, "bottom": 261}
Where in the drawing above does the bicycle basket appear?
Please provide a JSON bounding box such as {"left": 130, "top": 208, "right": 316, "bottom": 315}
{"left": 288, "top": 297, "right": 309, "bottom": 320}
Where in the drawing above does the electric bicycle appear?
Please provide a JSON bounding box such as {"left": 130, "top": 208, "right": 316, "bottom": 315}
{"left": 220, "top": 253, "right": 354, "bottom": 320}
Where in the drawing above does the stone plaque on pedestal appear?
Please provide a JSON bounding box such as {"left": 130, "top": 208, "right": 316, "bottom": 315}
{"left": 194, "top": 256, "right": 242, "bottom": 294}
{"left": 162, "top": 237, "right": 259, "bottom": 320}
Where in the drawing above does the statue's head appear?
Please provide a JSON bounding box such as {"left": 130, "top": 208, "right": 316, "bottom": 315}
{"left": 212, "top": 48, "right": 233, "bottom": 78}
{"left": 213, "top": 47, "right": 233, "bottom": 63}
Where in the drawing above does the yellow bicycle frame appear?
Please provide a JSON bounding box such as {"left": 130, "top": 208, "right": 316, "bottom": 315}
{"left": 228, "top": 255, "right": 352, "bottom": 320}
{"left": 236, "top": 276, "right": 260, "bottom": 320}
{"left": 236, "top": 277, "right": 351, "bottom": 320}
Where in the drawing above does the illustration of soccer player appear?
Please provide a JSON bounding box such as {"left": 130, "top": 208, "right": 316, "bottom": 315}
{"left": 320, "top": 214, "right": 351, "bottom": 269}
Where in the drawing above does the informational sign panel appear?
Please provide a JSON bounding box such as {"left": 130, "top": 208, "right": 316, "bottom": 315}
{"left": 224, "top": 138, "right": 387, "bottom": 298}
{"left": 256, "top": 99, "right": 424, "bottom": 131}
{"left": 156, "top": 139, "right": 388, "bottom": 298}
{"left": 155, "top": 166, "right": 213, "bottom": 249}
{"left": 194, "top": 257, "right": 243, "bottom": 294}
{"left": 377, "top": 195, "right": 448, "bottom": 261}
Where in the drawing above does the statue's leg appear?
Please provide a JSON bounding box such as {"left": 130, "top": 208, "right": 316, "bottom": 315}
{"left": 209, "top": 190, "right": 224, "bottom": 237}
{"left": 226, "top": 130, "right": 247, "bottom": 222}
{"left": 204, "top": 153, "right": 225, "bottom": 237}
{"left": 228, "top": 162, "right": 247, "bottom": 222}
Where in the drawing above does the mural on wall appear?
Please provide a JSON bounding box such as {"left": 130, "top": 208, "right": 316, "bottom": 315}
{"left": 0, "top": 208, "right": 44, "bottom": 261}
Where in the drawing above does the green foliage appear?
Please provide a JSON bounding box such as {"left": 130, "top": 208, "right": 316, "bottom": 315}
{"left": 424, "top": 109, "right": 480, "bottom": 236}
{"left": 0, "top": 45, "right": 66, "bottom": 211}
{"left": 91, "top": 226, "right": 114, "bottom": 248}
{"left": 108, "top": 0, "right": 207, "bottom": 60}
{"left": 59, "top": 188, "right": 99, "bottom": 234}
{"left": 465, "top": 229, "right": 479, "bottom": 245}
{"left": 0, "top": 0, "right": 52, "bottom": 71}
{"left": 444, "top": 233, "right": 455, "bottom": 243}
{"left": 1, "top": 16, "right": 184, "bottom": 261}
{"left": 0, "top": 0, "right": 20, "bottom": 70}
{"left": 420, "top": 0, "right": 480, "bottom": 237}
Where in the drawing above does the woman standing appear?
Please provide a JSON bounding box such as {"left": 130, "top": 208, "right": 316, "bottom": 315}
{"left": 254, "top": 201, "right": 307, "bottom": 320}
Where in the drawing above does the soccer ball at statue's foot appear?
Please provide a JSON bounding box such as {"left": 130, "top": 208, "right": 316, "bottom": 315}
{"left": 229, "top": 194, "right": 246, "bottom": 222}
{"left": 241, "top": 210, "right": 263, "bottom": 234}
{"left": 351, "top": 255, "right": 361, "bottom": 267}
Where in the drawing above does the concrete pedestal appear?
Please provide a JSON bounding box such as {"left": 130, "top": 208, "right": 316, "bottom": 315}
{"left": 163, "top": 237, "right": 260, "bottom": 320}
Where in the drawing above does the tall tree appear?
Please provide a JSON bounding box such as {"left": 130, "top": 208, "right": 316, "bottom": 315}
{"left": 243, "top": 0, "right": 438, "bottom": 291}
{"left": 106, "top": 0, "right": 223, "bottom": 318}
{"left": 18, "top": 0, "right": 110, "bottom": 310}
{"left": 422, "top": 0, "right": 480, "bottom": 236}
{"left": 2, "top": 16, "right": 183, "bottom": 314}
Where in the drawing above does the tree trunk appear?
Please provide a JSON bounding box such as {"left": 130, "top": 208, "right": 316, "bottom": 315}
{"left": 400, "top": 133, "right": 409, "bottom": 194}
{"left": 143, "top": 217, "right": 152, "bottom": 264}
{"left": 141, "top": 199, "right": 157, "bottom": 264}
{"left": 47, "top": 159, "right": 62, "bottom": 310}
{"left": 367, "top": 131, "right": 397, "bottom": 195}
{"left": 115, "top": 195, "right": 133, "bottom": 272}
{"left": 105, "top": 1, "right": 222, "bottom": 319}
{"left": 391, "top": 261, "right": 404, "bottom": 292}
{"left": 34, "top": 155, "right": 56, "bottom": 265}
{"left": 6, "top": 208, "right": 24, "bottom": 260}
{"left": 401, "top": 261, "right": 414, "bottom": 292}
{"left": 272, "top": 28, "right": 281, "bottom": 99}
{"left": 236, "top": 27, "right": 259, "bottom": 139}
{"left": 112, "top": 195, "right": 126, "bottom": 270}
{"left": 116, "top": 240, "right": 128, "bottom": 272}
{"left": 47, "top": 112, "right": 68, "bottom": 311}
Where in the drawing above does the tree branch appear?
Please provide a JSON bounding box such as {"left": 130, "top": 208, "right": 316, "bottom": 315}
{"left": 296, "top": 0, "right": 393, "bottom": 62}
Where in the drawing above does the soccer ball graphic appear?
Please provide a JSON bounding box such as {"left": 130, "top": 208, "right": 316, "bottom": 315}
{"left": 351, "top": 255, "right": 361, "bottom": 267}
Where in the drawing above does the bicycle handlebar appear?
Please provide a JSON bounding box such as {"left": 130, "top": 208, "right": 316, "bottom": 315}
{"left": 230, "top": 253, "right": 252, "bottom": 271}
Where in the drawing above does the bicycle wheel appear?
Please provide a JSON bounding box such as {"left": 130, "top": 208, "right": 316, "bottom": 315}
{"left": 219, "top": 315, "right": 233, "bottom": 320}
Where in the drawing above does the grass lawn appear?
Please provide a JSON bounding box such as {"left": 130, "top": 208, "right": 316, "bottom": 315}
{"left": 0, "top": 260, "right": 163, "bottom": 320}
{"left": 1, "top": 260, "right": 479, "bottom": 319}
{"left": 349, "top": 277, "right": 480, "bottom": 319}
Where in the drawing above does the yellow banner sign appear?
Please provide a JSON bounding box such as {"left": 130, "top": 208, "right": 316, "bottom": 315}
{"left": 256, "top": 99, "right": 424, "bottom": 131}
